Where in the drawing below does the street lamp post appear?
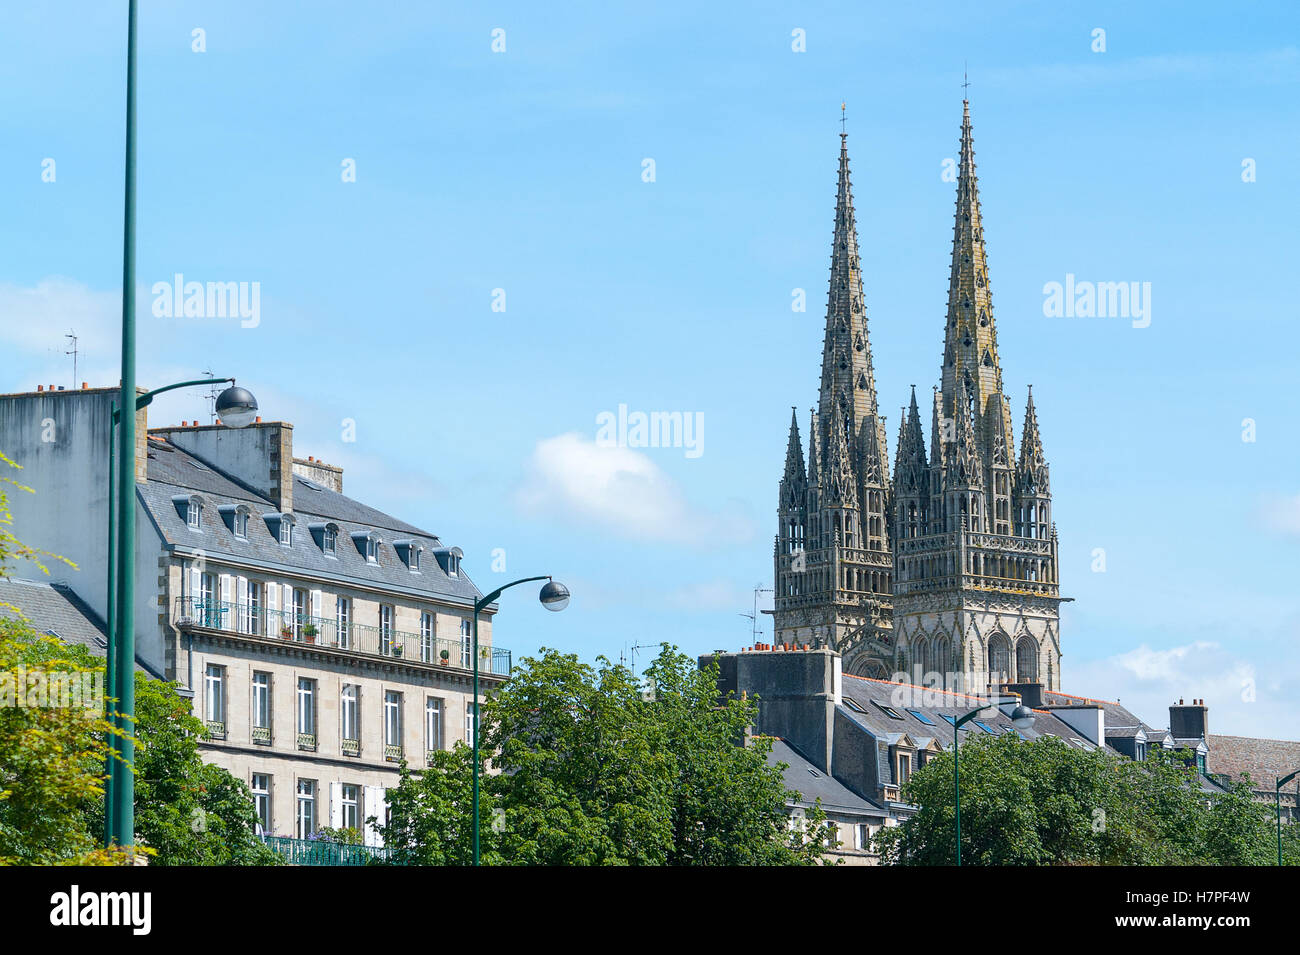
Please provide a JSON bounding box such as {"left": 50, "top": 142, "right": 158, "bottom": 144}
{"left": 104, "top": 380, "right": 258, "bottom": 848}
{"left": 470, "top": 576, "right": 569, "bottom": 865}
{"left": 951, "top": 696, "right": 1036, "bottom": 866}
{"left": 1276, "top": 770, "right": 1299, "bottom": 866}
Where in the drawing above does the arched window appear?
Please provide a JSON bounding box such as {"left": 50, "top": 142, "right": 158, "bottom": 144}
{"left": 1016, "top": 637, "right": 1038, "bottom": 683}
{"left": 987, "top": 632, "right": 1012, "bottom": 682}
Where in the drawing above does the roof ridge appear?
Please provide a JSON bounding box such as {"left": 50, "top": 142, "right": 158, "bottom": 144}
{"left": 842, "top": 672, "right": 1006, "bottom": 706}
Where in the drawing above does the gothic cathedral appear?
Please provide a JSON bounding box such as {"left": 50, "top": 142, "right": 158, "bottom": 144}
{"left": 774, "top": 100, "right": 1064, "bottom": 692}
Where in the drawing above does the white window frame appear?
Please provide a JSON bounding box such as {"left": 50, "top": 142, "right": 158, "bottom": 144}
{"left": 379, "top": 604, "right": 394, "bottom": 655}
{"left": 251, "top": 671, "right": 271, "bottom": 735}
{"left": 251, "top": 774, "right": 271, "bottom": 833}
{"left": 464, "top": 702, "right": 476, "bottom": 745}
{"left": 420, "top": 611, "right": 435, "bottom": 662}
{"left": 233, "top": 507, "right": 249, "bottom": 540}
{"left": 323, "top": 524, "right": 337, "bottom": 556}
{"left": 279, "top": 516, "right": 294, "bottom": 547}
{"left": 336, "top": 595, "right": 351, "bottom": 648}
{"left": 297, "top": 678, "right": 316, "bottom": 736}
{"left": 341, "top": 684, "right": 360, "bottom": 744}
{"left": 384, "top": 691, "right": 402, "bottom": 747}
{"left": 425, "top": 697, "right": 443, "bottom": 753}
{"left": 204, "top": 664, "right": 225, "bottom": 724}
{"left": 296, "top": 779, "right": 316, "bottom": 838}
{"left": 340, "top": 784, "right": 360, "bottom": 832}
{"left": 187, "top": 498, "right": 202, "bottom": 530}
{"left": 460, "top": 619, "right": 472, "bottom": 668}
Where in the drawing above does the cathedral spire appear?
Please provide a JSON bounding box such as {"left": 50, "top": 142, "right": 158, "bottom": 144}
{"left": 894, "top": 385, "right": 928, "bottom": 493}
{"left": 940, "top": 99, "right": 1010, "bottom": 457}
{"left": 780, "top": 407, "right": 806, "bottom": 490}
{"left": 818, "top": 131, "right": 880, "bottom": 453}
{"left": 1018, "top": 385, "right": 1049, "bottom": 492}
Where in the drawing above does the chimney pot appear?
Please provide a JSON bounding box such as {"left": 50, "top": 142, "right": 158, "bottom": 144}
{"left": 82, "top": 382, "right": 88, "bottom": 389}
{"left": 37, "top": 385, "right": 43, "bottom": 392}
{"left": 255, "top": 416, "right": 262, "bottom": 423}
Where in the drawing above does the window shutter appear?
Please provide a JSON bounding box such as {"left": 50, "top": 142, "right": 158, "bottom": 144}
{"left": 220, "top": 574, "right": 232, "bottom": 623}
{"left": 235, "top": 576, "right": 248, "bottom": 632}
{"left": 282, "top": 584, "right": 292, "bottom": 619}
{"left": 266, "top": 582, "right": 277, "bottom": 617}
{"left": 310, "top": 589, "right": 322, "bottom": 620}
{"left": 363, "top": 786, "right": 385, "bottom": 847}
{"left": 188, "top": 562, "right": 201, "bottom": 601}
{"left": 329, "top": 782, "right": 343, "bottom": 829}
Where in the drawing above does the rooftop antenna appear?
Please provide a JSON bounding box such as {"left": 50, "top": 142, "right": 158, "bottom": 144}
{"left": 64, "top": 330, "right": 78, "bottom": 388}
{"left": 201, "top": 369, "right": 222, "bottom": 423}
{"left": 744, "top": 584, "right": 774, "bottom": 643}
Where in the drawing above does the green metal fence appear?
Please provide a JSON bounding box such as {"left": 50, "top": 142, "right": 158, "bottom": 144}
{"left": 175, "top": 596, "right": 511, "bottom": 675}
{"left": 260, "top": 835, "right": 400, "bottom": 866}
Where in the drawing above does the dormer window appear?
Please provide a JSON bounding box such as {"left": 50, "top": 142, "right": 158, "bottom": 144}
{"left": 394, "top": 540, "right": 425, "bottom": 573}
{"left": 279, "top": 516, "right": 294, "bottom": 547}
{"left": 234, "top": 507, "right": 249, "bottom": 539}
{"left": 352, "top": 531, "right": 382, "bottom": 564}
{"left": 323, "top": 524, "right": 337, "bottom": 556}
{"left": 186, "top": 498, "right": 203, "bottom": 530}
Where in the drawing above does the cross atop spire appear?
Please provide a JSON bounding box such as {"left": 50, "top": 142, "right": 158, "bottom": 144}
{"left": 962, "top": 63, "right": 970, "bottom": 101}
{"left": 840, "top": 101, "right": 847, "bottom": 137}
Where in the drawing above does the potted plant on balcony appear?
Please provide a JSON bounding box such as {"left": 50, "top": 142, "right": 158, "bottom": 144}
{"left": 279, "top": 624, "right": 293, "bottom": 640}
{"left": 302, "top": 623, "right": 318, "bottom": 644}
{"left": 439, "top": 648, "right": 450, "bottom": 665}
{"left": 391, "top": 643, "right": 403, "bottom": 658}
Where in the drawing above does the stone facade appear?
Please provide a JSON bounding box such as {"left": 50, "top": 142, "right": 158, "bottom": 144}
{"left": 775, "top": 102, "right": 1064, "bottom": 692}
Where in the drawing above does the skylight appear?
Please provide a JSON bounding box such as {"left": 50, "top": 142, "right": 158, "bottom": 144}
{"left": 871, "top": 701, "right": 905, "bottom": 721}
{"left": 906, "top": 709, "right": 935, "bottom": 725}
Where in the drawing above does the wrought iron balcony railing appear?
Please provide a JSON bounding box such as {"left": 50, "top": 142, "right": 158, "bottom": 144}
{"left": 259, "top": 835, "right": 398, "bottom": 866}
{"left": 174, "top": 596, "right": 512, "bottom": 675}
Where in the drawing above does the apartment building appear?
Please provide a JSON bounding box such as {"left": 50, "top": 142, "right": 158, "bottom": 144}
{"left": 0, "top": 384, "right": 505, "bottom": 845}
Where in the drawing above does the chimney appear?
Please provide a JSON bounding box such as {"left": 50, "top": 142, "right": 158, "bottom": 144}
{"left": 1000, "top": 682, "right": 1044, "bottom": 709}
{"left": 158, "top": 420, "right": 294, "bottom": 512}
{"left": 1169, "top": 699, "right": 1208, "bottom": 741}
{"left": 292, "top": 455, "right": 344, "bottom": 494}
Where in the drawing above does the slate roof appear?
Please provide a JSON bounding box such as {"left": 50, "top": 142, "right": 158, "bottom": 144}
{"left": 142, "top": 437, "right": 488, "bottom": 610}
{"left": 840, "top": 674, "right": 1112, "bottom": 753}
{"left": 764, "top": 737, "right": 888, "bottom": 818}
{"left": 0, "top": 577, "right": 154, "bottom": 674}
{"left": 1044, "top": 689, "right": 1172, "bottom": 745}
{"left": 1208, "top": 734, "right": 1300, "bottom": 792}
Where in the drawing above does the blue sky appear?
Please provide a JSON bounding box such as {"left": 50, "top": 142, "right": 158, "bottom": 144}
{"left": 1, "top": 1, "right": 1297, "bottom": 736}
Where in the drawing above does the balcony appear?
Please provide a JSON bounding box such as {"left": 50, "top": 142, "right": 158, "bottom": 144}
{"left": 259, "top": 835, "right": 398, "bottom": 867}
{"left": 174, "top": 596, "right": 512, "bottom": 676}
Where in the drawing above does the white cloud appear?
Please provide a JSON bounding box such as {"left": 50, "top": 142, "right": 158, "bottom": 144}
{"left": 1068, "top": 641, "right": 1297, "bottom": 740}
{"left": 515, "top": 432, "right": 752, "bottom": 547}
{"left": 1257, "top": 493, "right": 1300, "bottom": 536}
{"left": 0, "top": 277, "right": 119, "bottom": 356}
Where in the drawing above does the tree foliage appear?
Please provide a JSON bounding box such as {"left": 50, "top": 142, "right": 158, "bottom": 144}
{"left": 876, "top": 733, "right": 1293, "bottom": 865}
{"left": 377, "top": 646, "right": 832, "bottom": 865}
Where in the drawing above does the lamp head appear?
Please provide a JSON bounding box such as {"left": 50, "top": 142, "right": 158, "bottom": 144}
{"left": 1009, "top": 703, "right": 1036, "bottom": 732}
{"left": 539, "top": 580, "right": 570, "bottom": 612}
{"left": 215, "top": 385, "right": 259, "bottom": 428}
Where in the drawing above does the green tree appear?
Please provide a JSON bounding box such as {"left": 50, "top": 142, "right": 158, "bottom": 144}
{"left": 876, "top": 733, "right": 1282, "bottom": 866}
{"left": 377, "top": 646, "right": 831, "bottom": 865}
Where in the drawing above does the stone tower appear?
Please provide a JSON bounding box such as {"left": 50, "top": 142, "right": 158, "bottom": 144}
{"left": 891, "top": 100, "right": 1064, "bottom": 692}
{"left": 773, "top": 132, "right": 895, "bottom": 675}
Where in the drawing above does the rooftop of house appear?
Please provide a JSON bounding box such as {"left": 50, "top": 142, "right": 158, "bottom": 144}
{"left": 142, "top": 435, "right": 489, "bottom": 610}
{"left": 0, "top": 577, "right": 155, "bottom": 675}
{"left": 763, "top": 737, "right": 889, "bottom": 818}
{"left": 1208, "top": 734, "right": 1300, "bottom": 792}
{"left": 838, "top": 673, "right": 1115, "bottom": 754}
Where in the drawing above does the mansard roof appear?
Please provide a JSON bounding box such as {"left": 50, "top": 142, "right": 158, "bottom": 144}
{"left": 764, "top": 737, "right": 889, "bottom": 818}
{"left": 140, "top": 437, "right": 486, "bottom": 608}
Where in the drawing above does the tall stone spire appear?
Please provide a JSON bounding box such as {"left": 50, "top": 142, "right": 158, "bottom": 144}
{"left": 1018, "top": 386, "right": 1049, "bottom": 493}
{"left": 779, "top": 407, "right": 806, "bottom": 498}
{"left": 773, "top": 125, "right": 894, "bottom": 671}
{"left": 939, "top": 100, "right": 1012, "bottom": 460}
{"left": 818, "top": 133, "right": 881, "bottom": 454}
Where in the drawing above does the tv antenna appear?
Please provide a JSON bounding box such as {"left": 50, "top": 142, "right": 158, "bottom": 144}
{"left": 64, "top": 331, "right": 78, "bottom": 387}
